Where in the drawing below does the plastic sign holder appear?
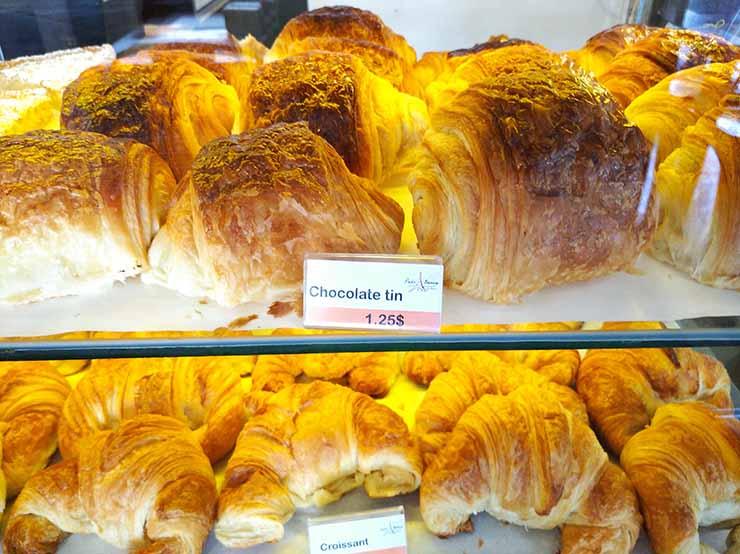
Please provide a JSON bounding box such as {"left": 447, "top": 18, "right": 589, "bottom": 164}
{"left": 308, "top": 505, "right": 407, "bottom": 554}
{"left": 303, "top": 253, "right": 444, "bottom": 333}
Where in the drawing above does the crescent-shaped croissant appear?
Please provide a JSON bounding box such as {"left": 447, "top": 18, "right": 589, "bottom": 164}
{"left": 3, "top": 415, "right": 217, "bottom": 554}
{"left": 0, "top": 363, "right": 70, "bottom": 512}
{"left": 216, "top": 382, "right": 422, "bottom": 548}
{"left": 58, "top": 335, "right": 246, "bottom": 463}
{"left": 0, "top": 130, "right": 176, "bottom": 303}
{"left": 420, "top": 385, "right": 641, "bottom": 553}
{"left": 144, "top": 122, "right": 404, "bottom": 307}
{"left": 567, "top": 24, "right": 657, "bottom": 78}
{"left": 577, "top": 322, "right": 732, "bottom": 456}
{"left": 621, "top": 402, "right": 740, "bottom": 554}
{"left": 61, "top": 55, "right": 241, "bottom": 179}
{"left": 407, "top": 45, "right": 655, "bottom": 303}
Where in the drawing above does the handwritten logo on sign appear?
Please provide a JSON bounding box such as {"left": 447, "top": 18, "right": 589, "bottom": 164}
{"left": 405, "top": 272, "right": 441, "bottom": 293}
{"left": 380, "top": 520, "right": 404, "bottom": 536}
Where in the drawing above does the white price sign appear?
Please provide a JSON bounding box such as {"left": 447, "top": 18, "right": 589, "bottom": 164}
{"left": 303, "top": 254, "right": 443, "bottom": 332}
{"left": 308, "top": 506, "right": 407, "bottom": 554}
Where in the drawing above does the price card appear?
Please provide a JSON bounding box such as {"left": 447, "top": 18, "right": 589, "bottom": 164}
{"left": 308, "top": 506, "right": 407, "bottom": 554}
{"left": 303, "top": 254, "right": 443, "bottom": 332}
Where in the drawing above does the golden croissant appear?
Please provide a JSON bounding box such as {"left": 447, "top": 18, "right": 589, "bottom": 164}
{"left": 3, "top": 415, "right": 217, "bottom": 553}
{"left": 401, "top": 322, "right": 581, "bottom": 386}
{"left": 144, "top": 122, "right": 404, "bottom": 307}
{"left": 597, "top": 28, "right": 737, "bottom": 108}
{"left": 421, "top": 385, "right": 641, "bottom": 553}
{"left": 0, "top": 130, "right": 176, "bottom": 304}
{"left": 216, "top": 382, "right": 422, "bottom": 548}
{"left": 407, "top": 44, "right": 655, "bottom": 303}
{"left": 0, "top": 362, "right": 70, "bottom": 513}
{"left": 58, "top": 335, "right": 246, "bottom": 464}
{"left": 577, "top": 322, "right": 732, "bottom": 456}
{"left": 414, "top": 351, "right": 586, "bottom": 464}
{"left": 61, "top": 54, "right": 241, "bottom": 179}
{"left": 246, "top": 50, "right": 428, "bottom": 188}
{"left": 621, "top": 402, "right": 740, "bottom": 554}
{"left": 567, "top": 24, "right": 656, "bottom": 78}
{"left": 252, "top": 328, "right": 400, "bottom": 397}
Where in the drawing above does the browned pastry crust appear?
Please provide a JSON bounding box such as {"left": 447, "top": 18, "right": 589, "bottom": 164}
{"left": 0, "top": 363, "right": 70, "bottom": 510}
{"left": 216, "top": 382, "right": 422, "bottom": 548}
{"left": 61, "top": 55, "right": 240, "bottom": 179}
{"left": 567, "top": 24, "right": 657, "bottom": 78}
{"left": 599, "top": 28, "right": 738, "bottom": 108}
{"left": 246, "top": 51, "right": 428, "bottom": 187}
{"left": 144, "top": 122, "right": 404, "bottom": 306}
{"left": 401, "top": 322, "right": 581, "bottom": 386}
{"left": 420, "top": 385, "right": 641, "bottom": 553}
{"left": 251, "top": 328, "right": 400, "bottom": 397}
{"left": 408, "top": 45, "right": 655, "bottom": 303}
{"left": 59, "top": 331, "right": 246, "bottom": 463}
{"left": 621, "top": 402, "right": 740, "bottom": 554}
{"left": 4, "top": 415, "right": 217, "bottom": 553}
{"left": 577, "top": 321, "right": 732, "bottom": 456}
{"left": 0, "top": 130, "right": 176, "bottom": 303}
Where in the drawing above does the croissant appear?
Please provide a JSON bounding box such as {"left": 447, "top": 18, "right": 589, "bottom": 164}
{"left": 0, "top": 130, "right": 176, "bottom": 303}
{"left": 144, "top": 122, "right": 404, "bottom": 307}
{"left": 59, "top": 332, "right": 246, "bottom": 463}
{"left": 246, "top": 51, "right": 428, "bottom": 188}
{"left": 598, "top": 28, "right": 737, "bottom": 108}
{"left": 407, "top": 44, "right": 655, "bottom": 303}
{"left": 621, "top": 402, "right": 740, "bottom": 554}
{"left": 61, "top": 54, "right": 241, "bottom": 179}
{"left": 267, "top": 5, "right": 416, "bottom": 91}
{"left": 216, "top": 382, "right": 422, "bottom": 548}
{"left": 577, "top": 322, "right": 732, "bottom": 456}
{"left": 251, "top": 328, "right": 400, "bottom": 397}
{"left": 414, "top": 351, "right": 587, "bottom": 464}
{"left": 567, "top": 24, "right": 656, "bottom": 78}
{"left": 401, "top": 322, "right": 581, "bottom": 386}
{"left": 4, "top": 415, "right": 217, "bottom": 553}
{"left": 420, "top": 385, "right": 641, "bottom": 553}
{"left": 0, "top": 362, "right": 70, "bottom": 511}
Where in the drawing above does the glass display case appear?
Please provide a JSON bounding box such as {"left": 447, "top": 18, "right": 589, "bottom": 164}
{"left": 0, "top": 1, "right": 738, "bottom": 553}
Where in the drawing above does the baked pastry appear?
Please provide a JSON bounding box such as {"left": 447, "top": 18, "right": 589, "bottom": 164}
{"left": 401, "top": 322, "right": 581, "bottom": 386}
{"left": 420, "top": 385, "right": 641, "bottom": 553}
{"left": 0, "top": 130, "right": 176, "bottom": 303}
{"left": 621, "top": 402, "right": 739, "bottom": 554}
{"left": 61, "top": 54, "right": 240, "bottom": 179}
{"left": 0, "top": 362, "right": 71, "bottom": 509}
{"left": 1, "top": 331, "right": 91, "bottom": 376}
{"left": 267, "top": 5, "right": 416, "bottom": 90}
{"left": 252, "top": 328, "right": 400, "bottom": 397}
{"left": 0, "top": 45, "right": 116, "bottom": 135}
{"left": 3, "top": 415, "right": 217, "bottom": 553}
{"left": 59, "top": 331, "right": 246, "bottom": 463}
{"left": 408, "top": 44, "right": 655, "bottom": 303}
{"left": 577, "top": 322, "right": 732, "bottom": 456}
{"left": 598, "top": 28, "right": 737, "bottom": 108}
{"left": 144, "top": 122, "right": 404, "bottom": 307}
{"left": 414, "top": 351, "right": 587, "bottom": 464}
{"left": 216, "top": 382, "right": 422, "bottom": 548}
{"left": 567, "top": 24, "right": 656, "bottom": 78}
{"left": 246, "top": 51, "right": 428, "bottom": 188}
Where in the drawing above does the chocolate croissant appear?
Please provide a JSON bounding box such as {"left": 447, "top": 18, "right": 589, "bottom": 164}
{"left": 407, "top": 45, "right": 655, "bottom": 303}
{"left": 598, "top": 28, "right": 737, "bottom": 108}
{"left": 58, "top": 337, "right": 246, "bottom": 463}
{"left": 216, "top": 382, "right": 422, "bottom": 548}
{"left": 246, "top": 51, "right": 428, "bottom": 188}
{"left": 0, "top": 363, "right": 70, "bottom": 512}
{"left": 144, "top": 122, "right": 404, "bottom": 306}
{"left": 0, "top": 130, "right": 176, "bottom": 303}
{"left": 3, "top": 415, "right": 217, "bottom": 553}
{"left": 420, "top": 385, "right": 641, "bottom": 553}
{"left": 577, "top": 322, "right": 732, "bottom": 456}
{"left": 62, "top": 54, "right": 241, "bottom": 179}
{"left": 621, "top": 402, "right": 739, "bottom": 554}
{"left": 567, "top": 24, "right": 657, "bottom": 78}
{"left": 252, "top": 328, "right": 400, "bottom": 397}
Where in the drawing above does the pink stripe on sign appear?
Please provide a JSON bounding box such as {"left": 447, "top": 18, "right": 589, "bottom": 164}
{"left": 364, "top": 548, "right": 406, "bottom": 554}
{"left": 306, "top": 307, "right": 441, "bottom": 332}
